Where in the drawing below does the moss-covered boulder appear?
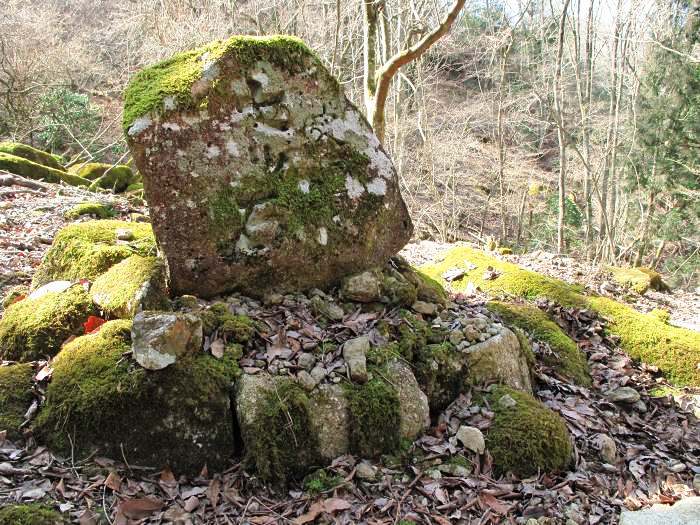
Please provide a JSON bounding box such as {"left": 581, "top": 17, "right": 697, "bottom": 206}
{"left": 124, "top": 35, "right": 412, "bottom": 299}
{"left": 487, "top": 301, "right": 590, "bottom": 386}
{"left": 236, "top": 356, "right": 428, "bottom": 482}
{"left": 0, "top": 142, "right": 64, "bottom": 171}
{"left": 90, "top": 255, "right": 169, "bottom": 318}
{"left": 608, "top": 266, "right": 669, "bottom": 294}
{"left": 64, "top": 201, "right": 115, "bottom": 220}
{"left": 0, "top": 152, "right": 89, "bottom": 186}
{"left": 0, "top": 503, "right": 66, "bottom": 525}
{"left": 422, "top": 246, "right": 700, "bottom": 386}
{"left": 484, "top": 386, "right": 572, "bottom": 477}
{"left": 465, "top": 327, "right": 533, "bottom": 393}
{"left": 69, "top": 162, "right": 136, "bottom": 193}
{"left": 0, "top": 286, "right": 94, "bottom": 361}
{"left": 34, "top": 320, "right": 239, "bottom": 474}
{"left": 31, "top": 220, "right": 156, "bottom": 289}
{"left": 0, "top": 363, "right": 34, "bottom": 439}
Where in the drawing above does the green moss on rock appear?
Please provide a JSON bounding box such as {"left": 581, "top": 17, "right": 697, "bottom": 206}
{"left": 197, "top": 302, "right": 256, "bottom": 343}
{"left": 487, "top": 301, "right": 590, "bottom": 386}
{"left": 0, "top": 142, "right": 64, "bottom": 171}
{"left": 0, "top": 286, "right": 94, "bottom": 361}
{"left": 34, "top": 320, "right": 239, "bottom": 474}
{"left": 608, "top": 266, "right": 669, "bottom": 294}
{"left": 0, "top": 503, "right": 66, "bottom": 525}
{"left": 69, "top": 163, "right": 135, "bottom": 193}
{"left": 31, "top": 220, "right": 156, "bottom": 288}
{"left": 245, "top": 379, "right": 320, "bottom": 481}
{"left": 485, "top": 386, "right": 572, "bottom": 477}
{"left": 413, "top": 342, "right": 467, "bottom": 413}
{"left": 345, "top": 377, "right": 401, "bottom": 458}
{"left": 64, "top": 202, "right": 115, "bottom": 220}
{"left": 2, "top": 284, "right": 29, "bottom": 308}
{"left": 123, "top": 35, "right": 325, "bottom": 133}
{"left": 0, "top": 363, "right": 34, "bottom": 440}
{"left": 0, "top": 152, "right": 89, "bottom": 187}
{"left": 422, "top": 246, "right": 700, "bottom": 386}
{"left": 90, "top": 255, "right": 168, "bottom": 318}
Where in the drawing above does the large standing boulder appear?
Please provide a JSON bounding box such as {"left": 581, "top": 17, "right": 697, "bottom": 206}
{"left": 124, "top": 35, "right": 412, "bottom": 298}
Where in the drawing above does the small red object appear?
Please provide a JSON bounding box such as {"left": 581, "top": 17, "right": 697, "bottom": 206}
{"left": 83, "top": 316, "right": 106, "bottom": 334}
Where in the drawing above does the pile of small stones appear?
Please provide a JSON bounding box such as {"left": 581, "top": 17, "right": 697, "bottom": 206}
{"left": 182, "top": 289, "right": 506, "bottom": 393}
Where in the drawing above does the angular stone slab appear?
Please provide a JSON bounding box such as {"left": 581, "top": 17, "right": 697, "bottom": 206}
{"left": 124, "top": 35, "right": 412, "bottom": 298}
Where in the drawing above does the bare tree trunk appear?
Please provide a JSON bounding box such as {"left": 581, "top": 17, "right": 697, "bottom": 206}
{"left": 362, "top": 0, "right": 466, "bottom": 142}
{"left": 553, "top": 0, "right": 571, "bottom": 254}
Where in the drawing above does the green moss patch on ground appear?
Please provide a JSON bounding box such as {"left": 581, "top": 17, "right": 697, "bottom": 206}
{"left": 0, "top": 286, "right": 94, "bottom": 362}
{"left": 422, "top": 246, "right": 700, "bottom": 386}
{"left": 0, "top": 142, "right": 65, "bottom": 171}
{"left": 64, "top": 202, "right": 115, "bottom": 220}
{"left": 487, "top": 301, "right": 591, "bottom": 386}
{"left": 31, "top": 220, "right": 156, "bottom": 288}
{"left": 0, "top": 503, "right": 66, "bottom": 525}
{"left": 485, "top": 386, "right": 572, "bottom": 477}
{"left": 0, "top": 363, "right": 34, "bottom": 440}
{"left": 123, "top": 35, "right": 324, "bottom": 133}
{"left": 0, "top": 152, "right": 89, "bottom": 187}
{"left": 34, "top": 320, "right": 240, "bottom": 475}
{"left": 607, "top": 266, "right": 669, "bottom": 294}
{"left": 90, "top": 255, "right": 168, "bottom": 318}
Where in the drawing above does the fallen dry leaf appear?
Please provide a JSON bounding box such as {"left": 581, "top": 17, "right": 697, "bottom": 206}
{"left": 118, "top": 497, "right": 164, "bottom": 519}
{"left": 104, "top": 471, "right": 122, "bottom": 492}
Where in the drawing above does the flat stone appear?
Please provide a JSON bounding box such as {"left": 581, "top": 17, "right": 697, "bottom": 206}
{"left": 297, "top": 370, "right": 317, "bottom": 392}
{"left": 343, "top": 335, "right": 369, "bottom": 383}
{"left": 606, "top": 387, "right": 641, "bottom": 404}
{"left": 131, "top": 312, "right": 202, "bottom": 370}
{"left": 594, "top": 433, "right": 617, "bottom": 464}
{"left": 355, "top": 461, "right": 378, "bottom": 481}
{"left": 619, "top": 497, "right": 700, "bottom": 525}
{"left": 498, "top": 394, "right": 517, "bottom": 409}
{"left": 125, "top": 36, "right": 412, "bottom": 299}
{"left": 341, "top": 270, "right": 382, "bottom": 303}
{"left": 297, "top": 353, "right": 316, "bottom": 371}
{"left": 456, "top": 425, "right": 485, "bottom": 454}
{"left": 27, "top": 281, "right": 74, "bottom": 300}
{"left": 412, "top": 301, "right": 437, "bottom": 315}
{"left": 310, "top": 364, "right": 327, "bottom": 384}
{"left": 384, "top": 359, "right": 430, "bottom": 440}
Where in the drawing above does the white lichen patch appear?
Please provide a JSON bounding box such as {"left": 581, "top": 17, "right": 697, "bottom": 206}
{"left": 206, "top": 144, "right": 221, "bottom": 158}
{"left": 226, "top": 141, "right": 240, "bottom": 157}
{"left": 298, "top": 180, "right": 310, "bottom": 193}
{"left": 128, "top": 116, "right": 153, "bottom": 137}
{"left": 251, "top": 71, "right": 270, "bottom": 87}
{"left": 231, "top": 107, "right": 256, "bottom": 123}
{"left": 317, "top": 227, "right": 328, "bottom": 246}
{"left": 255, "top": 123, "right": 294, "bottom": 139}
{"left": 163, "top": 96, "right": 177, "bottom": 111}
{"left": 366, "top": 177, "right": 387, "bottom": 196}
{"left": 345, "top": 175, "right": 365, "bottom": 199}
{"left": 162, "top": 122, "right": 181, "bottom": 132}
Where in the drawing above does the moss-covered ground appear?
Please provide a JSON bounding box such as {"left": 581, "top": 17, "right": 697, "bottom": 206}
{"left": 484, "top": 386, "right": 572, "bottom": 477}
{"left": 0, "top": 363, "right": 34, "bottom": 439}
{"left": 31, "top": 220, "right": 156, "bottom": 287}
{"left": 487, "top": 301, "right": 591, "bottom": 386}
{"left": 34, "top": 320, "right": 240, "bottom": 474}
{"left": 422, "top": 246, "right": 700, "bottom": 386}
{"left": 607, "top": 266, "right": 669, "bottom": 294}
{"left": 69, "top": 163, "right": 136, "bottom": 193}
{"left": 64, "top": 202, "right": 115, "bottom": 220}
{"left": 0, "top": 286, "right": 94, "bottom": 361}
{"left": 0, "top": 503, "right": 66, "bottom": 525}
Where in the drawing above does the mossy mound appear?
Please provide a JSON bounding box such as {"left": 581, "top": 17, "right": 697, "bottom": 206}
{"left": 0, "top": 286, "right": 94, "bottom": 361}
{"left": 0, "top": 152, "right": 89, "bottom": 187}
{"left": 0, "top": 503, "right": 66, "bottom": 525}
{"left": 70, "top": 163, "right": 136, "bottom": 193}
{"left": 422, "top": 246, "right": 700, "bottom": 386}
{"left": 0, "top": 142, "right": 64, "bottom": 171}
{"left": 64, "top": 202, "right": 115, "bottom": 220}
{"left": 0, "top": 363, "right": 34, "bottom": 439}
{"left": 487, "top": 301, "right": 591, "bottom": 386}
{"left": 2, "top": 284, "right": 28, "bottom": 308}
{"left": 34, "top": 320, "right": 240, "bottom": 474}
{"left": 608, "top": 266, "right": 669, "bottom": 294}
{"left": 485, "top": 386, "right": 572, "bottom": 477}
{"left": 31, "top": 220, "right": 156, "bottom": 288}
{"left": 90, "top": 255, "right": 169, "bottom": 318}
